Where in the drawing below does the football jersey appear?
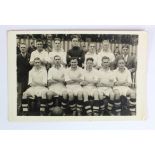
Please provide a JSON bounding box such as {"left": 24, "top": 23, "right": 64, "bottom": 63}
{"left": 98, "top": 68, "right": 115, "bottom": 84}
{"left": 83, "top": 68, "right": 99, "bottom": 86}
{"left": 84, "top": 52, "right": 98, "bottom": 66}
{"left": 30, "top": 49, "right": 49, "bottom": 63}
{"left": 28, "top": 67, "right": 47, "bottom": 86}
{"left": 48, "top": 66, "right": 65, "bottom": 86}
{"left": 65, "top": 67, "right": 84, "bottom": 85}
{"left": 48, "top": 49, "right": 66, "bottom": 64}
{"left": 113, "top": 67, "right": 132, "bottom": 84}
{"left": 97, "top": 49, "right": 115, "bottom": 67}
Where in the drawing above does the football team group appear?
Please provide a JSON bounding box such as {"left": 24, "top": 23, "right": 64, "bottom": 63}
{"left": 17, "top": 35, "right": 137, "bottom": 116}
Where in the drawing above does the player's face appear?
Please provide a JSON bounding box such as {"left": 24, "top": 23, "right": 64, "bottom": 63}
{"left": 20, "top": 44, "right": 26, "bottom": 54}
{"left": 122, "top": 47, "right": 129, "bottom": 55}
{"left": 72, "top": 38, "right": 79, "bottom": 47}
{"left": 114, "top": 48, "right": 119, "bottom": 57}
{"left": 54, "top": 40, "right": 61, "bottom": 49}
{"left": 86, "top": 60, "right": 93, "bottom": 69}
{"left": 70, "top": 59, "right": 78, "bottom": 68}
{"left": 89, "top": 43, "right": 95, "bottom": 53}
{"left": 36, "top": 41, "right": 43, "bottom": 51}
{"left": 34, "top": 59, "right": 41, "bottom": 68}
{"left": 102, "top": 58, "right": 110, "bottom": 68}
{"left": 118, "top": 59, "right": 125, "bottom": 69}
{"left": 54, "top": 56, "right": 61, "bottom": 65}
{"left": 102, "top": 42, "right": 109, "bottom": 51}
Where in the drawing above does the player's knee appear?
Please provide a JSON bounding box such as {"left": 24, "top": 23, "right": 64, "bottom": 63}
{"left": 68, "top": 92, "right": 74, "bottom": 100}
{"left": 62, "top": 90, "right": 68, "bottom": 99}
{"left": 114, "top": 89, "right": 120, "bottom": 99}
{"left": 77, "top": 91, "right": 83, "bottom": 100}
{"left": 109, "top": 91, "right": 114, "bottom": 100}
{"left": 41, "top": 90, "right": 47, "bottom": 99}
{"left": 22, "top": 92, "right": 27, "bottom": 99}
{"left": 130, "top": 90, "right": 136, "bottom": 99}
{"left": 47, "top": 90, "right": 53, "bottom": 99}
{"left": 99, "top": 93, "right": 104, "bottom": 100}
{"left": 93, "top": 90, "right": 99, "bottom": 100}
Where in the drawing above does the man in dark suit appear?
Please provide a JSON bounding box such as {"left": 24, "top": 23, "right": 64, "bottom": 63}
{"left": 111, "top": 45, "right": 137, "bottom": 73}
{"left": 17, "top": 43, "right": 31, "bottom": 111}
{"left": 67, "top": 35, "right": 85, "bottom": 67}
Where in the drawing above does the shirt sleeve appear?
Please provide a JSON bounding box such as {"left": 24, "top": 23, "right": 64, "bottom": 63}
{"left": 28, "top": 70, "right": 32, "bottom": 85}
{"left": 110, "top": 53, "right": 115, "bottom": 62}
{"left": 48, "top": 68, "right": 53, "bottom": 80}
{"left": 127, "top": 70, "right": 132, "bottom": 84}
{"left": 30, "top": 52, "right": 35, "bottom": 62}
{"left": 65, "top": 69, "right": 71, "bottom": 81}
{"left": 62, "top": 52, "right": 67, "bottom": 64}
{"left": 79, "top": 68, "right": 84, "bottom": 80}
{"left": 43, "top": 69, "right": 47, "bottom": 84}
{"left": 97, "top": 54, "right": 102, "bottom": 67}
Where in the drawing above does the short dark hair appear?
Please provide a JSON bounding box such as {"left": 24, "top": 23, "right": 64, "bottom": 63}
{"left": 86, "top": 57, "right": 94, "bottom": 62}
{"left": 36, "top": 39, "right": 43, "bottom": 44}
{"left": 71, "top": 35, "right": 79, "bottom": 41}
{"left": 102, "top": 56, "right": 110, "bottom": 62}
{"left": 20, "top": 43, "right": 26, "bottom": 47}
{"left": 117, "top": 57, "right": 125, "bottom": 64}
{"left": 54, "top": 37, "right": 61, "bottom": 42}
{"left": 54, "top": 55, "right": 61, "bottom": 60}
{"left": 34, "top": 57, "right": 41, "bottom": 61}
{"left": 122, "top": 44, "right": 129, "bottom": 49}
{"left": 70, "top": 57, "right": 78, "bottom": 62}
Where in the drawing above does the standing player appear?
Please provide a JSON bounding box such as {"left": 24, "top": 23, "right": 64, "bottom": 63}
{"left": 84, "top": 42, "right": 98, "bottom": 68}
{"left": 113, "top": 58, "right": 136, "bottom": 115}
{"left": 81, "top": 58, "right": 99, "bottom": 116}
{"left": 22, "top": 57, "right": 48, "bottom": 115}
{"left": 67, "top": 35, "right": 85, "bottom": 67}
{"left": 48, "top": 38, "right": 66, "bottom": 67}
{"left": 97, "top": 56, "right": 115, "bottom": 116}
{"left": 97, "top": 40, "right": 115, "bottom": 69}
{"left": 65, "top": 58, "right": 84, "bottom": 116}
{"left": 29, "top": 39, "right": 49, "bottom": 68}
{"left": 47, "top": 55, "right": 68, "bottom": 115}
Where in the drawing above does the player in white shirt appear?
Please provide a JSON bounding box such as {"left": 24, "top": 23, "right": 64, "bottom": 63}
{"left": 47, "top": 55, "right": 68, "bottom": 115}
{"left": 22, "top": 57, "right": 48, "bottom": 115}
{"left": 65, "top": 58, "right": 84, "bottom": 116}
{"left": 81, "top": 58, "right": 99, "bottom": 116}
{"left": 48, "top": 38, "right": 66, "bottom": 67}
{"left": 113, "top": 58, "right": 136, "bottom": 115}
{"left": 84, "top": 42, "right": 98, "bottom": 68}
{"left": 97, "top": 56, "right": 115, "bottom": 116}
{"left": 97, "top": 40, "right": 115, "bottom": 69}
{"left": 29, "top": 39, "right": 49, "bottom": 68}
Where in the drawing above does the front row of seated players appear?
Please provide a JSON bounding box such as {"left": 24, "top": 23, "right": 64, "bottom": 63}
{"left": 21, "top": 56, "right": 136, "bottom": 116}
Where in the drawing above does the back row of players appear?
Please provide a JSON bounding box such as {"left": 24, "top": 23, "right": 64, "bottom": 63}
{"left": 17, "top": 35, "right": 137, "bottom": 116}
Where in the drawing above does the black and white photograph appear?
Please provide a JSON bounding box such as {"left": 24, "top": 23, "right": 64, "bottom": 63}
{"left": 8, "top": 30, "right": 147, "bottom": 121}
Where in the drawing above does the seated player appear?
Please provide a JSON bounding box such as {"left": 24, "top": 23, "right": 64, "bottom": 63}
{"left": 113, "top": 58, "right": 136, "bottom": 115}
{"left": 29, "top": 39, "right": 49, "bottom": 68}
{"left": 97, "top": 56, "right": 115, "bottom": 116}
{"left": 81, "top": 58, "right": 99, "bottom": 116}
{"left": 65, "top": 58, "right": 84, "bottom": 116}
{"left": 47, "top": 55, "right": 68, "bottom": 115}
{"left": 48, "top": 38, "right": 66, "bottom": 67}
{"left": 84, "top": 42, "right": 98, "bottom": 68}
{"left": 22, "top": 57, "right": 48, "bottom": 115}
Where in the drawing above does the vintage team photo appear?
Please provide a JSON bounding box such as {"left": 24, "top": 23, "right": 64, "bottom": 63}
{"left": 15, "top": 32, "right": 139, "bottom": 117}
